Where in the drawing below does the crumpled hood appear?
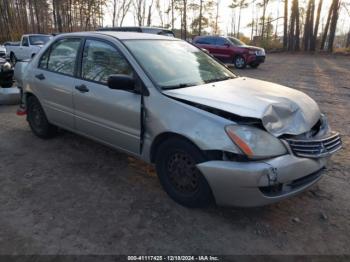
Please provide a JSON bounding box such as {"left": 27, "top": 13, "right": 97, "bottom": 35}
{"left": 163, "top": 77, "right": 320, "bottom": 137}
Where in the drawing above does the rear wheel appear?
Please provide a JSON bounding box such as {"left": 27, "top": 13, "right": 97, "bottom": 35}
{"left": 155, "top": 138, "right": 214, "bottom": 208}
{"left": 234, "top": 55, "right": 246, "bottom": 69}
{"left": 27, "top": 96, "right": 58, "bottom": 139}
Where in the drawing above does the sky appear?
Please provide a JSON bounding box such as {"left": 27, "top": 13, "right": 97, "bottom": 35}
{"left": 103, "top": 0, "right": 350, "bottom": 38}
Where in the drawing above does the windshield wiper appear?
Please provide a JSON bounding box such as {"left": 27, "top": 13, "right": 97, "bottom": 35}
{"left": 161, "top": 83, "right": 198, "bottom": 90}
{"left": 204, "top": 76, "right": 233, "bottom": 84}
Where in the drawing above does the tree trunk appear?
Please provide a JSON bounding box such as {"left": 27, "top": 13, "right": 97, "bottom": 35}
{"left": 303, "top": 0, "right": 314, "bottom": 51}
{"left": 198, "top": 0, "right": 203, "bottom": 35}
{"left": 237, "top": 5, "right": 242, "bottom": 38}
{"left": 295, "top": 0, "right": 300, "bottom": 50}
{"left": 183, "top": 0, "right": 187, "bottom": 39}
{"left": 311, "top": 0, "right": 322, "bottom": 51}
{"left": 215, "top": 0, "right": 219, "bottom": 34}
{"left": 327, "top": 0, "right": 340, "bottom": 52}
{"left": 346, "top": 30, "right": 350, "bottom": 48}
{"left": 320, "top": 0, "right": 334, "bottom": 50}
{"left": 147, "top": 2, "right": 152, "bottom": 26}
{"left": 261, "top": 0, "right": 270, "bottom": 40}
{"left": 283, "top": 0, "right": 288, "bottom": 49}
{"left": 289, "top": 0, "right": 300, "bottom": 51}
{"left": 171, "top": 0, "right": 174, "bottom": 30}
{"left": 112, "top": 0, "right": 117, "bottom": 27}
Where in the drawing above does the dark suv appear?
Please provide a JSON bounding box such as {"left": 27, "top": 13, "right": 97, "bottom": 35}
{"left": 193, "top": 36, "right": 265, "bottom": 69}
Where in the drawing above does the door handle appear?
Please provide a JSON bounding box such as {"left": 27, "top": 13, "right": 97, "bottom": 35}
{"left": 35, "top": 73, "right": 45, "bottom": 80}
{"left": 75, "top": 84, "right": 89, "bottom": 93}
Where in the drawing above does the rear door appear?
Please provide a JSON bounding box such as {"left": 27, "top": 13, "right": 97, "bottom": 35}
{"left": 29, "top": 37, "right": 82, "bottom": 129}
{"left": 73, "top": 38, "right": 141, "bottom": 155}
{"left": 194, "top": 37, "right": 213, "bottom": 52}
{"left": 194, "top": 37, "right": 219, "bottom": 58}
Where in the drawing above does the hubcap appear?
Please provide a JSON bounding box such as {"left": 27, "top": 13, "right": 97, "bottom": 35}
{"left": 235, "top": 57, "right": 245, "bottom": 68}
{"left": 167, "top": 151, "right": 200, "bottom": 194}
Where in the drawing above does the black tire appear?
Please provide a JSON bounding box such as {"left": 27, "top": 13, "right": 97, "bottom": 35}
{"left": 155, "top": 138, "right": 214, "bottom": 208}
{"left": 249, "top": 62, "right": 260, "bottom": 69}
{"left": 10, "top": 53, "right": 16, "bottom": 65}
{"left": 27, "top": 96, "right": 58, "bottom": 139}
{"left": 234, "top": 55, "right": 246, "bottom": 69}
{"left": 31, "top": 53, "right": 36, "bottom": 58}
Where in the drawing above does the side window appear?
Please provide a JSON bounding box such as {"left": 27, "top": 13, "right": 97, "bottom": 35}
{"left": 81, "top": 39, "right": 133, "bottom": 84}
{"left": 216, "top": 38, "right": 228, "bottom": 46}
{"left": 196, "top": 37, "right": 212, "bottom": 45}
{"left": 38, "top": 48, "right": 50, "bottom": 69}
{"left": 22, "top": 37, "right": 29, "bottom": 47}
{"left": 47, "top": 38, "right": 81, "bottom": 76}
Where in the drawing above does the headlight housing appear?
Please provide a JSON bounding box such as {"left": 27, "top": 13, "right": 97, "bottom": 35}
{"left": 225, "top": 125, "right": 287, "bottom": 159}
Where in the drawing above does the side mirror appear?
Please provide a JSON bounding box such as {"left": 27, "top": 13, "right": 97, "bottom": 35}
{"left": 224, "top": 43, "right": 230, "bottom": 47}
{"left": 107, "top": 74, "right": 136, "bottom": 92}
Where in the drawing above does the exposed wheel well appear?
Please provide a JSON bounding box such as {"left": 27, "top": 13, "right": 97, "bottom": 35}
{"left": 150, "top": 132, "right": 228, "bottom": 163}
{"left": 234, "top": 54, "right": 244, "bottom": 59}
{"left": 31, "top": 53, "right": 36, "bottom": 58}
{"left": 150, "top": 132, "right": 201, "bottom": 163}
{"left": 25, "top": 92, "right": 35, "bottom": 104}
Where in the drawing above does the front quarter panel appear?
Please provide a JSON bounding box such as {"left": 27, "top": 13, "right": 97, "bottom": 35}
{"left": 141, "top": 90, "right": 242, "bottom": 162}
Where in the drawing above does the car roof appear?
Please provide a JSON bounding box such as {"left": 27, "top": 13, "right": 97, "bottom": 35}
{"left": 195, "top": 35, "right": 224, "bottom": 39}
{"left": 23, "top": 34, "right": 52, "bottom": 37}
{"left": 56, "top": 31, "right": 178, "bottom": 41}
{"left": 98, "top": 26, "right": 172, "bottom": 31}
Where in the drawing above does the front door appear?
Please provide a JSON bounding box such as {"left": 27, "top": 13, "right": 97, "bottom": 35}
{"left": 213, "top": 38, "right": 232, "bottom": 62}
{"left": 18, "top": 36, "right": 30, "bottom": 60}
{"left": 73, "top": 38, "right": 141, "bottom": 155}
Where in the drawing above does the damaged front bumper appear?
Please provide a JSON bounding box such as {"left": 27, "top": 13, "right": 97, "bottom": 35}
{"left": 197, "top": 154, "right": 329, "bottom": 207}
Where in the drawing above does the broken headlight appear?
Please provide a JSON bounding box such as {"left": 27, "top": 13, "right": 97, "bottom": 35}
{"left": 225, "top": 125, "right": 287, "bottom": 159}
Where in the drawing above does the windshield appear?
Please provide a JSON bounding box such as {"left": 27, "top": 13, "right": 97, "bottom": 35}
{"left": 124, "top": 40, "right": 236, "bottom": 89}
{"left": 228, "top": 37, "right": 245, "bottom": 46}
{"left": 29, "top": 35, "right": 52, "bottom": 46}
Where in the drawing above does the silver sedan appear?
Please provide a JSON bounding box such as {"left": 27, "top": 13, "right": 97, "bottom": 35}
{"left": 15, "top": 32, "right": 342, "bottom": 207}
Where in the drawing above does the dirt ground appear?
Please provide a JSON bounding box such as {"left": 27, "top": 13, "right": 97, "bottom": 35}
{"left": 0, "top": 53, "right": 349, "bottom": 255}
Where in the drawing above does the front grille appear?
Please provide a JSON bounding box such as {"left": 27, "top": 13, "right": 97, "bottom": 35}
{"left": 286, "top": 132, "right": 342, "bottom": 158}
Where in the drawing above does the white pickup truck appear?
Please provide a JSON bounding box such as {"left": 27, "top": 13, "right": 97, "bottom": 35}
{"left": 6, "top": 34, "right": 52, "bottom": 63}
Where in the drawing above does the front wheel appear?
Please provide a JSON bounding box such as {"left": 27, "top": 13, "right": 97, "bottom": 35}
{"left": 10, "top": 53, "right": 16, "bottom": 65}
{"left": 234, "top": 55, "right": 246, "bottom": 69}
{"left": 27, "top": 96, "right": 58, "bottom": 139}
{"left": 155, "top": 138, "right": 214, "bottom": 208}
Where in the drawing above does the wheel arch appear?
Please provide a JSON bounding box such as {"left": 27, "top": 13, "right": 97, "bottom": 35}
{"left": 150, "top": 132, "right": 203, "bottom": 163}
{"left": 25, "top": 92, "right": 41, "bottom": 109}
